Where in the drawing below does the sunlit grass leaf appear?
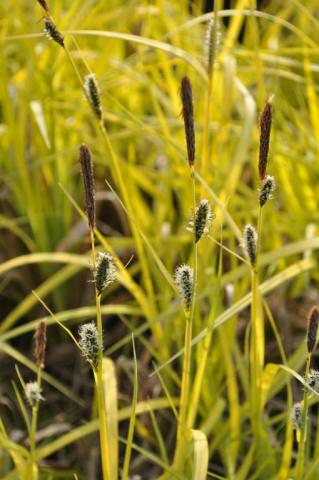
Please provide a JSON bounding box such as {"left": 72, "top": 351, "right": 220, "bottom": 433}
{"left": 30, "top": 100, "right": 51, "bottom": 149}
{"left": 191, "top": 429, "right": 209, "bottom": 480}
{"left": 102, "top": 357, "right": 119, "bottom": 479}
{"left": 121, "top": 335, "right": 138, "bottom": 480}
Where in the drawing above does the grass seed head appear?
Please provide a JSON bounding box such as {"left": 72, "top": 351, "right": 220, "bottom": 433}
{"left": 37, "top": 0, "right": 50, "bottom": 12}
{"left": 291, "top": 402, "right": 304, "bottom": 430}
{"left": 84, "top": 74, "right": 102, "bottom": 120}
{"left": 307, "top": 306, "right": 319, "bottom": 354}
{"left": 205, "top": 17, "right": 221, "bottom": 74}
{"left": 95, "top": 252, "right": 116, "bottom": 296}
{"left": 307, "top": 369, "right": 319, "bottom": 394}
{"left": 33, "top": 320, "right": 47, "bottom": 368}
{"left": 78, "top": 322, "right": 101, "bottom": 368}
{"left": 258, "top": 98, "right": 273, "bottom": 180}
{"left": 79, "top": 144, "right": 96, "bottom": 229}
{"left": 174, "top": 264, "right": 194, "bottom": 312}
{"left": 180, "top": 76, "right": 195, "bottom": 168}
{"left": 25, "top": 382, "right": 44, "bottom": 406}
{"left": 43, "top": 18, "right": 64, "bottom": 48}
{"left": 243, "top": 224, "right": 258, "bottom": 267}
{"left": 188, "top": 199, "right": 213, "bottom": 243}
{"left": 259, "top": 175, "right": 276, "bottom": 207}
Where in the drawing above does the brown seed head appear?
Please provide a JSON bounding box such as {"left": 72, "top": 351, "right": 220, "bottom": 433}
{"left": 258, "top": 98, "right": 273, "bottom": 180}
{"left": 37, "top": 0, "right": 50, "bottom": 12}
{"left": 180, "top": 76, "right": 195, "bottom": 168}
{"left": 307, "top": 306, "right": 319, "bottom": 354}
{"left": 33, "top": 320, "right": 47, "bottom": 368}
{"left": 79, "top": 144, "right": 96, "bottom": 229}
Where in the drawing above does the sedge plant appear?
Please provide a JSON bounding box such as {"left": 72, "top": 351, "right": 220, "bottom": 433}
{"left": 40, "top": 2, "right": 156, "bottom": 326}
{"left": 14, "top": 320, "right": 47, "bottom": 480}
{"left": 172, "top": 75, "right": 211, "bottom": 476}
{"left": 3, "top": 1, "right": 319, "bottom": 478}
{"left": 171, "top": 75, "right": 197, "bottom": 475}
{"left": 78, "top": 143, "right": 116, "bottom": 480}
{"left": 242, "top": 97, "right": 274, "bottom": 456}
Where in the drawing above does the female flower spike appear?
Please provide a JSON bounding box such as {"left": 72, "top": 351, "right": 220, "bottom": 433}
{"left": 95, "top": 252, "right": 116, "bottom": 296}
{"left": 243, "top": 224, "right": 258, "bottom": 267}
{"left": 84, "top": 74, "right": 103, "bottom": 120}
{"left": 174, "top": 264, "right": 194, "bottom": 312}
{"left": 43, "top": 18, "right": 64, "bottom": 48}
{"left": 25, "top": 382, "right": 44, "bottom": 406}
{"left": 259, "top": 175, "right": 275, "bottom": 207}
{"left": 78, "top": 322, "right": 101, "bottom": 367}
{"left": 188, "top": 199, "right": 213, "bottom": 243}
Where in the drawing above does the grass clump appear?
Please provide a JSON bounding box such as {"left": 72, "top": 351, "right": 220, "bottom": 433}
{"left": 2, "top": 1, "right": 319, "bottom": 479}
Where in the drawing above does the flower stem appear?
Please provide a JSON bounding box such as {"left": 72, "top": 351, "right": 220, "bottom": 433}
{"left": 295, "top": 353, "right": 311, "bottom": 480}
{"left": 250, "top": 206, "right": 264, "bottom": 449}
{"left": 90, "top": 229, "right": 111, "bottom": 480}
{"left": 173, "top": 167, "right": 197, "bottom": 472}
{"left": 27, "top": 368, "right": 42, "bottom": 480}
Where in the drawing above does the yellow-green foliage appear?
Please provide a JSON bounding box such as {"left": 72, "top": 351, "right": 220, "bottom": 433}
{"left": 1, "top": 0, "right": 319, "bottom": 479}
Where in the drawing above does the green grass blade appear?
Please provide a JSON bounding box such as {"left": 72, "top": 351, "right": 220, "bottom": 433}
{"left": 121, "top": 335, "right": 138, "bottom": 480}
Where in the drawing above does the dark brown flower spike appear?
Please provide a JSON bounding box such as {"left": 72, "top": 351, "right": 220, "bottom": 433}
{"left": 33, "top": 320, "right": 47, "bottom": 368}
{"left": 79, "top": 144, "right": 96, "bottom": 229}
{"left": 180, "top": 76, "right": 195, "bottom": 168}
{"left": 37, "top": 0, "right": 50, "bottom": 12}
{"left": 258, "top": 97, "right": 273, "bottom": 180}
{"left": 307, "top": 306, "right": 319, "bottom": 354}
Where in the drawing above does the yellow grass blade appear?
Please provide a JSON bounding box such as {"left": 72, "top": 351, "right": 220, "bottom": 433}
{"left": 121, "top": 335, "right": 138, "bottom": 480}
{"left": 152, "top": 258, "right": 315, "bottom": 375}
{"left": 191, "top": 429, "right": 209, "bottom": 480}
{"left": 102, "top": 358, "right": 119, "bottom": 479}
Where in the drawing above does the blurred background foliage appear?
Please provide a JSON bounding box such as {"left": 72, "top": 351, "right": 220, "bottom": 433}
{"left": 1, "top": 0, "right": 319, "bottom": 478}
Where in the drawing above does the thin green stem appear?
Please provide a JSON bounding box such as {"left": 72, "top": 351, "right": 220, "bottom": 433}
{"left": 121, "top": 335, "right": 138, "bottom": 480}
{"left": 28, "top": 367, "right": 42, "bottom": 480}
{"left": 263, "top": 300, "right": 294, "bottom": 479}
{"left": 64, "top": 46, "right": 84, "bottom": 87}
{"left": 94, "top": 364, "right": 111, "bottom": 480}
{"left": 256, "top": 206, "right": 264, "bottom": 258}
{"left": 98, "top": 121, "right": 156, "bottom": 313}
{"left": 62, "top": 41, "right": 156, "bottom": 323}
{"left": 250, "top": 206, "right": 264, "bottom": 450}
{"left": 295, "top": 353, "right": 311, "bottom": 480}
{"left": 173, "top": 168, "right": 197, "bottom": 472}
{"left": 186, "top": 303, "right": 216, "bottom": 428}
{"left": 200, "top": 0, "right": 220, "bottom": 182}
{"left": 250, "top": 268, "right": 261, "bottom": 432}
{"left": 90, "top": 229, "right": 111, "bottom": 480}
